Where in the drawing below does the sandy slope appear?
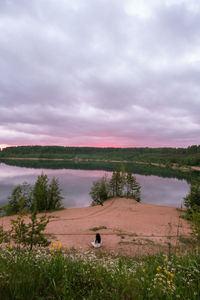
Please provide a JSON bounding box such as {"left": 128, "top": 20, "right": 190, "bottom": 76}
{"left": 1, "top": 198, "right": 191, "bottom": 256}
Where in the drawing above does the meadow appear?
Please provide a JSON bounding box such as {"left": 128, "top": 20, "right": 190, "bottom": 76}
{"left": 0, "top": 244, "right": 199, "bottom": 299}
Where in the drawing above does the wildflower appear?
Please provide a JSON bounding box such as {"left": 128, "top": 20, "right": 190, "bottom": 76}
{"left": 142, "top": 268, "right": 146, "bottom": 272}
{"left": 167, "top": 280, "right": 171, "bottom": 285}
{"left": 51, "top": 247, "right": 55, "bottom": 251}
{"left": 161, "top": 274, "right": 165, "bottom": 278}
{"left": 63, "top": 246, "right": 66, "bottom": 249}
{"left": 157, "top": 266, "right": 162, "bottom": 271}
{"left": 53, "top": 242, "right": 56, "bottom": 247}
{"left": 58, "top": 241, "right": 62, "bottom": 249}
{"left": 162, "top": 280, "right": 166, "bottom": 284}
{"left": 170, "top": 273, "right": 174, "bottom": 278}
{"left": 8, "top": 244, "right": 12, "bottom": 249}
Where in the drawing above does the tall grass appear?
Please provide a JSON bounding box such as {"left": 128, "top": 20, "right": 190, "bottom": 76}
{"left": 0, "top": 247, "right": 199, "bottom": 299}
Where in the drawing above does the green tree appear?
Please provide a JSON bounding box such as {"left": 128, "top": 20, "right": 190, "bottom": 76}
{"left": 10, "top": 214, "right": 28, "bottom": 248}
{"left": 184, "top": 182, "right": 200, "bottom": 210}
{"left": 48, "top": 177, "right": 63, "bottom": 210}
{"left": 109, "top": 170, "right": 123, "bottom": 197}
{"left": 10, "top": 209, "right": 50, "bottom": 250}
{"left": 134, "top": 183, "right": 141, "bottom": 202}
{"left": 33, "top": 173, "right": 49, "bottom": 211}
{"left": 125, "top": 172, "right": 141, "bottom": 202}
{"left": 25, "top": 210, "right": 51, "bottom": 250}
{"left": 90, "top": 175, "right": 109, "bottom": 206}
{"left": 6, "top": 182, "right": 33, "bottom": 215}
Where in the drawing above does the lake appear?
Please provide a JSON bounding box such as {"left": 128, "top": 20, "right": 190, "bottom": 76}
{"left": 0, "top": 162, "right": 190, "bottom": 208}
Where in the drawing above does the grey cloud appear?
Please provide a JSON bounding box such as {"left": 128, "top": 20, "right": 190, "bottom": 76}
{"left": 0, "top": 0, "right": 200, "bottom": 147}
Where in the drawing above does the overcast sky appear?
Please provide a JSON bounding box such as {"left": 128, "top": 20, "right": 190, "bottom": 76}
{"left": 0, "top": 0, "right": 200, "bottom": 148}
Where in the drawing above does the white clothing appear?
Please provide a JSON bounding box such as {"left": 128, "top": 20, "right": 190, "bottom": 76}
{"left": 91, "top": 241, "right": 101, "bottom": 248}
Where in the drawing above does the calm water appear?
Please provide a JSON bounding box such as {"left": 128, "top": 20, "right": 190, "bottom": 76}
{"left": 0, "top": 163, "right": 190, "bottom": 208}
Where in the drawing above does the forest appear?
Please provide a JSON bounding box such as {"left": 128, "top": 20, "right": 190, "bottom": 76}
{"left": 0, "top": 145, "right": 200, "bottom": 166}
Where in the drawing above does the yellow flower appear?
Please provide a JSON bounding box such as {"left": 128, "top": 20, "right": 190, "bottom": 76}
{"left": 162, "top": 280, "right": 166, "bottom": 284}
{"left": 156, "top": 266, "right": 162, "bottom": 271}
{"left": 142, "top": 269, "right": 146, "bottom": 272}
{"left": 49, "top": 254, "right": 51, "bottom": 257}
{"left": 53, "top": 242, "right": 56, "bottom": 247}
{"left": 63, "top": 246, "right": 66, "bottom": 249}
{"left": 155, "top": 273, "right": 159, "bottom": 277}
{"left": 8, "top": 244, "right": 12, "bottom": 249}
{"left": 51, "top": 247, "right": 55, "bottom": 251}
{"left": 170, "top": 273, "right": 174, "bottom": 278}
{"left": 167, "top": 280, "right": 171, "bottom": 285}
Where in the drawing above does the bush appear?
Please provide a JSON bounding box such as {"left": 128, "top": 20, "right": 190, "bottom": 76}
{"left": 184, "top": 182, "right": 200, "bottom": 210}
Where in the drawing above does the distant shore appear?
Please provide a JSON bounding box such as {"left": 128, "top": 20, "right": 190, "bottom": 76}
{"left": 1, "top": 156, "right": 200, "bottom": 172}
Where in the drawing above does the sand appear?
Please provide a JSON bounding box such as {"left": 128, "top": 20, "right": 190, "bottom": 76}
{"left": 1, "top": 198, "right": 191, "bottom": 256}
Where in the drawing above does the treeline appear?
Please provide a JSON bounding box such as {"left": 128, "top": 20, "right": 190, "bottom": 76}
{"left": 0, "top": 145, "right": 200, "bottom": 166}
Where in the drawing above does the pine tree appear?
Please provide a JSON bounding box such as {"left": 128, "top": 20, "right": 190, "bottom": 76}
{"left": 9, "top": 209, "right": 51, "bottom": 250}
{"left": 125, "top": 172, "right": 141, "bottom": 202}
{"left": 109, "top": 170, "right": 123, "bottom": 197}
{"left": 90, "top": 175, "right": 109, "bottom": 206}
{"left": 25, "top": 210, "right": 51, "bottom": 250}
{"left": 7, "top": 182, "right": 33, "bottom": 215}
{"left": 48, "top": 177, "right": 63, "bottom": 210}
{"left": 33, "top": 173, "right": 49, "bottom": 211}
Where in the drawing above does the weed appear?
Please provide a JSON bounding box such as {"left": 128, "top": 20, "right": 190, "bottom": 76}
{"left": 90, "top": 225, "right": 107, "bottom": 231}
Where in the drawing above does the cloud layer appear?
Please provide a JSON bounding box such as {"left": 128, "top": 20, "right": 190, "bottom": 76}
{"left": 0, "top": 0, "right": 200, "bottom": 147}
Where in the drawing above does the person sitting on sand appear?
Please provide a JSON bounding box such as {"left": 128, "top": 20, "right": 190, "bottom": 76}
{"left": 91, "top": 233, "right": 101, "bottom": 248}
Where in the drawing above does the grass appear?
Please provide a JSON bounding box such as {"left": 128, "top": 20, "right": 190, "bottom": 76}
{"left": 0, "top": 247, "right": 199, "bottom": 299}
{"left": 90, "top": 225, "right": 107, "bottom": 231}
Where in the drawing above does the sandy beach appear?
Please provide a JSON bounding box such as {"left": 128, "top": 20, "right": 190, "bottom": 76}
{"left": 1, "top": 198, "right": 192, "bottom": 256}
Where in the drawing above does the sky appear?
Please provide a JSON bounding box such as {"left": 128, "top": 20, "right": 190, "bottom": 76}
{"left": 0, "top": 0, "right": 200, "bottom": 148}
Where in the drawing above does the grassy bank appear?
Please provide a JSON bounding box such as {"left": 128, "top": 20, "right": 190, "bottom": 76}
{"left": 0, "top": 246, "right": 199, "bottom": 299}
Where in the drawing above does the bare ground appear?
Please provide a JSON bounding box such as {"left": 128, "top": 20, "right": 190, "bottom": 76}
{"left": 1, "top": 198, "right": 192, "bottom": 256}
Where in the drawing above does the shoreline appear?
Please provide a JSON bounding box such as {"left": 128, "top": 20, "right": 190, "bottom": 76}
{"left": 0, "top": 157, "right": 199, "bottom": 172}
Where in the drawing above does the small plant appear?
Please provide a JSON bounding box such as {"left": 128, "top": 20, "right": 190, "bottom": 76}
{"left": 90, "top": 225, "right": 107, "bottom": 231}
{"left": 50, "top": 241, "right": 66, "bottom": 252}
{"left": 10, "top": 210, "right": 51, "bottom": 250}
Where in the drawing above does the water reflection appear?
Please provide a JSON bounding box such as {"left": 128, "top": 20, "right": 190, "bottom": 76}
{"left": 0, "top": 163, "right": 189, "bottom": 208}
